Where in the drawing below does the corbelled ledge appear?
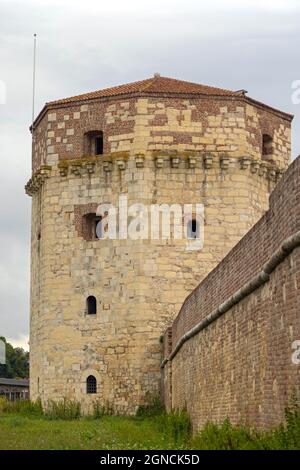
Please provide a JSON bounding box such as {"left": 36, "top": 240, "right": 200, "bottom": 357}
{"left": 25, "top": 152, "right": 284, "bottom": 196}
{"left": 25, "top": 166, "right": 52, "bottom": 196}
{"left": 161, "top": 229, "right": 300, "bottom": 369}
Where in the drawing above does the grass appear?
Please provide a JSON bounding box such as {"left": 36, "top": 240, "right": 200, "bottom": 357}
{"left": 0, "top": 398, "right": 299, "bottom": 450}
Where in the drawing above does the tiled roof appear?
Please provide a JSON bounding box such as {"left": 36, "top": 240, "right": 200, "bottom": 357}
{"left": 47, "top": 75, "right": 240, "bottom": 106}
{"left": 0, "top": 377, "right": 29, "bottom": 387}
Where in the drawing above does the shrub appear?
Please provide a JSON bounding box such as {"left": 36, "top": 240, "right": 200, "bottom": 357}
{"left": 44, "top": 399, "right": 81, "bottom": 420}
{"left": 136, "top": 394, "right": 164, "bottom": 417}
{"left": 0, "top": 396, "right": 7, "bottom": 412}
{"left": 192, "top": 418, "right": 264, "bottom": 450}
{"left": 92, "top": 400, "right": 114, "bottom": 419}
{"left": 0, "top": 398, "right": 43, "bottom": 416}
{"left": 159, "top": 409, "right": 192, "bottom": 443}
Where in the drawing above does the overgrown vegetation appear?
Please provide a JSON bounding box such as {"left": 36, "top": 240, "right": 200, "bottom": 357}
{"left": 0, "top": 396, "right": 299, "bottom": 450}
{"left": 44, "top": 399, "right": 81, "bottom": 420}
{"left": 136, "top": 394, "right": 164, "bottom": 417}
{"left": 92, "top": 400, "right": 114, "bottom": 419}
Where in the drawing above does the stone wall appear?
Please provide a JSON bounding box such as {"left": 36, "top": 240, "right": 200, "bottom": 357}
{"left": 162, "top": 156, "right": 300, "bottom": 430}
{"left": 27, "top": 90, "right": 292, "bottom": 414}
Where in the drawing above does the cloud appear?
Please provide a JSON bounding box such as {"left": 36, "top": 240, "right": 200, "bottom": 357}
{"left": 0, "top": 0, "right": 299, "bottom": 349}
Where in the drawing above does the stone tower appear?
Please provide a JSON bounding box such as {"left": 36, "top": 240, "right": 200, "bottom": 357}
{"left": 26, "top": 75, "right": 292, "bottom": 413}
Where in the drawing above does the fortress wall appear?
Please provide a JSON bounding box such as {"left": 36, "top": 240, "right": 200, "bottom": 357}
{"left": 162, "top": 156, "right": 300, "bottom": 430}
{"left": 31, "top": 96, "right": 291, "bottom": 173}
{"left": 28, "top": 93, "right": 291, "bottom": 414}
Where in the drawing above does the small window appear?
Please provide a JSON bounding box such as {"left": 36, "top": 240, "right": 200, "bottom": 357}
{"left": 187, "top": 219, "right": 200, "bottom": 239}
{"left": 87, "top": 296, "right": 97, "bottom": 315}
{"left": 262, "top": 134, "right": 273, "bottom": 157}
{"left": 95, "top": 135, "right": 103, "bottom": 155}
{"left": 84, "top": 131, "right": 103, "bottom": 156}
{"left": 86, "top": 375, "right": 97, "bottom": 394}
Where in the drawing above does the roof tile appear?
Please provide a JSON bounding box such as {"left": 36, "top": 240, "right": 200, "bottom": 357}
{"left": 47, "top": 75, "right": 239, "bottom": 106}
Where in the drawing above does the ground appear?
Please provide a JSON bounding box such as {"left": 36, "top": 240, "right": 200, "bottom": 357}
{"left": 0, "top": 409, "right": 300, "bottom": 450}
{"left": 0, "top": 413, "right": 183, "bottom": 450}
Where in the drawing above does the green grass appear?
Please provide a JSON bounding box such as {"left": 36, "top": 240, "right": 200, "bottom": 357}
{"left": 0, "top": 398, "right": 299, "bottom": 450}
{"left": 0, "top": 413, "right": 183, "bottom": 450}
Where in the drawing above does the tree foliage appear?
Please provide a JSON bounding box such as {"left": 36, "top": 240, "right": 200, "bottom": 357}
{"left": 0, "top": 337, "right": 29, "bottom": 378}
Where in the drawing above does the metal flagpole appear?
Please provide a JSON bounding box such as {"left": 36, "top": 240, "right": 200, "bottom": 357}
{"left": 32, "top": 33, "right": 37, "bottom": 131}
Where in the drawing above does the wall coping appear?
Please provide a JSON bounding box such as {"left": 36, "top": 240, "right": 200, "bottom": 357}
{"left": 161, "top": 228, "right": 300, "bottom": 368}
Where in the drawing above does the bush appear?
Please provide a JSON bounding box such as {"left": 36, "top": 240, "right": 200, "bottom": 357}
{"left": 44, "top": 399, "right": 81, "bottom": 420}
{"left": 159, "top": 409, "right": 192, "bottom": 443}
{"left": 136, "top": 394, "right": 164, "bottom": 417}
{"left": 191, "top": 405, "right": 300, "bottom": 450}
{"left": 0, "top": 396, "right": 7, "bottom": 412}
{"left": 0, "top": 398, "right": 43, "bottom": 416}
{"left": 192, "top": 418, "right": 264, "bottom": 450}
{"left": 92, "top": 400, "right": 114, "bottom": 419}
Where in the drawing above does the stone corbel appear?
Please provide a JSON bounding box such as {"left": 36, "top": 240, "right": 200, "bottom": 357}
{"left": 59, "top": 166, "right": 68, "bottom": 177}
{"left": 259, "top": 163, "right": 268, "bottom": 178}
{"left": 70, "top": 163, "right": 81, "bottom": 176}
{"left": 40, "top": 165, "right": 52, "bottom": 179}
{"left": 156, "top": 157, "right": 164, "bottom": 168}
{"left": 84, "top": 161, "right": 96, "bottom": 174}
{"left": 276, "top": 169, "right": 284, "bottom": 182}
{"left": 267, "top": 168, "right": 277, "bottom": 182}
{"left": 171, "top": 157, "right": 180, "bottom": 168}
{"left": 203, "top": 154, "right": 213, "bottom": 169}
{"left": 240, "top": 157, "right": 252, "bottom": 170}
{"left": 220, "top": 155, "right": 230, "bottom": 170}
{"left": 250, "top": 161, "right": 260, "bottom": 174}
{"left": 188, "top": 156, "right": 197, "bottom": 169}
{"left": 103, "top": 161, "right": 112, "bottom": 172}
{"left": 116, "top": 158, "right": 126, "bottom": 170}
{"left": 135, "top": 155, "right": 145, "bottom": 168}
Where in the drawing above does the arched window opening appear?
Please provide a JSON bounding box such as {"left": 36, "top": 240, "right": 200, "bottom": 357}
{"left": 86, "top": 375, "right": 97, "bottom": 394}
{"left": 187, "top": 219, "right": 200, "bottom": 240}
{"left": 262, "top": 134, "right": 273, "bottom": 157}
{"left": 84, "top": 131, "right": 103, "bottom": 156}
{"left": 86, "top": 296, "right": 97, "bottom": 315}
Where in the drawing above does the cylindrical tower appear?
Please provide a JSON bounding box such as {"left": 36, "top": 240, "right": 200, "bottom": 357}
{"left": 26, "top": 75, "right": 292, "bottom": 413}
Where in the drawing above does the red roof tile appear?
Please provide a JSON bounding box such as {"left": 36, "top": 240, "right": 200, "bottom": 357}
{"left": 47, "top": 75, "right": 240, "bottom": 106}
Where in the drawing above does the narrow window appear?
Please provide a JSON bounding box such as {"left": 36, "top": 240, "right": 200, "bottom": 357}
{"left": 187, "top": 219, "right": 200, "bottom": 239}
{"left": 95, "top": 135, "right": 103, "bottom": 155}
{"left": 84, "top": 131, "right": 103, "bottom": 156}
{"left": 86, "top": 375, "right": 97, "bottom": 394}
{"left": 262, "top": 134, "right": 273, "bottom": 157}
{"left": 86, "top": 296, "right": 97, "bottom": 315}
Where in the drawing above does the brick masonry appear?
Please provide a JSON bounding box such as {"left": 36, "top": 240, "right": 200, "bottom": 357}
{"left": 27, "top": 77, "right": 293, "bottom": 414}
{"left": 162, "top": 156, "right": 300, "bottom": 430}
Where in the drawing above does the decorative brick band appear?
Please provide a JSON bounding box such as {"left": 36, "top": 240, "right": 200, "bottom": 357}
{"left": 161, "top": 229, "right": 300, "bottom": 369}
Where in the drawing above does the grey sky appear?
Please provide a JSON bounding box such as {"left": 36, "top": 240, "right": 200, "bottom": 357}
{"left": 0, "top": 0, "right": 299, "bottom": 350}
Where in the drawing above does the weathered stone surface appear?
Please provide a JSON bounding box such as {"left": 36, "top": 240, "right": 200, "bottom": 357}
{"left": 27, "top": 78, "right": 292, "bottom": 414}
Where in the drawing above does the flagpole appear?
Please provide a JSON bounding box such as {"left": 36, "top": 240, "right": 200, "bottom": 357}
{"left": 32, "top": 33, "right": 37, "bottom": 131}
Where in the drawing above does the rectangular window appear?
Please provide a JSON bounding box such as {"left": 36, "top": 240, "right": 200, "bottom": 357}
{"left": 95, "top": 136, "right": 103, "bottom": 155}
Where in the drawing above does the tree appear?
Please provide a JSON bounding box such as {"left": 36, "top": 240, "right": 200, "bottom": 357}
{"left": 0, "top": 337, "right": 29, "bottom": 378}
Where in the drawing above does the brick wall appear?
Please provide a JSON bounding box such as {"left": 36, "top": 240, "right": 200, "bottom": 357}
{"left": 31, "top": 95, "right": 291, "bottom": 174}
{"left": 162, "top": 156, "right": 300, "bottom": 430}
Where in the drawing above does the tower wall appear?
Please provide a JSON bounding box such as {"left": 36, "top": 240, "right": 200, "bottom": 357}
{"left": 28, "top": 94, "right": 291, "bottom": 413}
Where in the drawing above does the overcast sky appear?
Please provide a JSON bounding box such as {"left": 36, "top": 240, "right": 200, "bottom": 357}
{"left": 0, "top": 0, "right": 299, "bottom": 351}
